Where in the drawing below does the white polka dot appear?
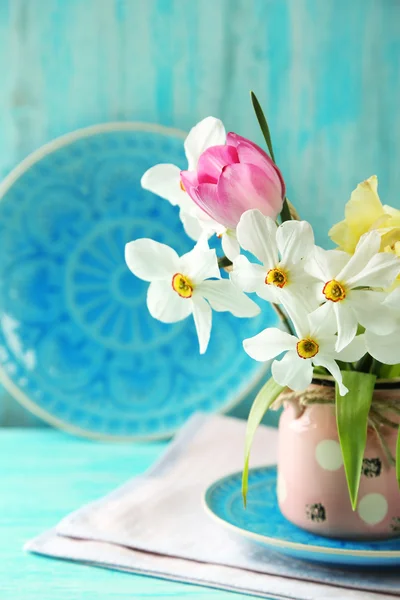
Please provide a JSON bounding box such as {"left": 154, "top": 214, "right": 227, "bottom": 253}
{"left": 277, "top": 474, "right": 287, "bottom": 503}
{"left": 315, "top": 439, "right": 343, "bottom": 471}
{"left": 358, "top": 493, "right": 388, "bottom": 525}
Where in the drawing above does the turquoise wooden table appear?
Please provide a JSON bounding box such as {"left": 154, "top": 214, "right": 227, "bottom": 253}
{"left": 0, "top": 429, "right": 262, "bottom": 599}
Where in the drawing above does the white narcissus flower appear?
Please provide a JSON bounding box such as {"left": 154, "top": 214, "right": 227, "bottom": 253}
{"left": 231, "top": 209, "right": 317, "bottom": 310}
{"left": 243, "top": 305, "right": 366, "bottom": 396}
{"left": 365, "top": 286, "right": 400, "bottom": 364}
{"left": 125, "top": 238, "right": 260, "bottom": 354}
{"left": 306, "top": 230, "right": 400, "bottom": 352}
{"left": 141, "top": 117, "right": 240, "bottom": 260}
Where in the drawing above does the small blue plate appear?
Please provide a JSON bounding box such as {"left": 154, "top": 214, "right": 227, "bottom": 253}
{"left": 204, "top": 467, "right": 400, "bottom": 567}
{"left": 0, "top": 123, "right": 272, "bottom": 440}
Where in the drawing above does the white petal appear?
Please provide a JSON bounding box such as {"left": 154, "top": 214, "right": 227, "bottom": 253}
{"left": 198, "top": 280, "right": 260, "bottom": 317}
{"left": 349, "top": 290, "right": 398, "bottom": 335}
{"left": 272, "top": 351, "right": 314, "bottom": 392}
{"left": 231, "top": 255, "right": 266, "bottom": 293}
{"left": 141, "top": 164, "right": 185, "bottom": 206}
{"left": 313, "top": 335, "right": 336, "bottom": 355}
{"left": 192, "top": 295, "right": 212, "bottom": 354}
{"left": 313, "top": 355, "right": 348, "bottom": 396}
{"left": 336, "top": 230, "right": 381, "bottom": 282}
{"left": 188, "top": 204, "right": 224, "bottom": 234}
{"left": 277, "top": 220, "right": 315, "bottom": 267}
{"left": 147, "top": 280, "right": 193, "bottom": 323}
{"left": 184, "top": 117, "right": 226, "bottom": 171}
{"left": 384, "top": 287, "right": 400, "bottom": 311}
{"left": 179, "top": 209, "right": 205, "bottom": 241}
{"left": 221, "top": 231, "right": 240, "bottom": 261}
{"left": 345, "top": 252, "right": 400, "bottom": 289}
{"left": 177, "top": 187, "right": 200, "bottom": 213}
{"left": 180, "top": 242, "right": 220, "bottom": 283}
{"left": 287, "top": 266, "right": 321, "bottom": 288}
{"left": 277, "top": 287, "right": 318, "bottom": 324}
{"left": 304, "top": 246, "right": 350, "bottom": 282}
{"left": 334, "top": 302, "right": 358, "bottom": 352}
{"left": 256, "top": 283, "right": 281, "bottom": 303}
{"left": 305, "top": 246, "right": 350, "bottom": 281}
{"left": 125, "top": 239, "right": 180, "bottom": 282}
{"left": 335, "top": 334, "right": 366, "bottom": 362}
{"left": 236, "top": 209, "right": 278, "bottom": 267}
{"left": 365, "top": 329, "right": 400, "bottom": 365}
{"left": 308, "top": 301, "right": 337, "bottom": 337}
{"left": 243, "top": 328, "right": 298, "bottom": 362}
{"left": 280, "top": 284, "right": 322, "bottom": 314}
{"left": 282, "top": 301, "right": 312, "bottom": 339}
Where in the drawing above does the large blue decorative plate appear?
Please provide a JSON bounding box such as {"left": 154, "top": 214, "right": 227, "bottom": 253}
{"left": 204, "top": 467, "right": 400, "bottom": 567}
{"left": 0, "top": 123, "right": 272, "bottom": 440}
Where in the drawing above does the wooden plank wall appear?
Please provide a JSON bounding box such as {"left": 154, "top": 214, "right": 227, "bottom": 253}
{"left": 1, "top": 0, "right": 399, "bottom": 425}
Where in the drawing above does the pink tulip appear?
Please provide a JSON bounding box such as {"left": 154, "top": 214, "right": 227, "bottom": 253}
{"left": 180, "top": 132, "right": 285, "bottom": 229}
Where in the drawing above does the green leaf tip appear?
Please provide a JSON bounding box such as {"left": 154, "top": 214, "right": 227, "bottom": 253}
{"left": 335, "top": 371, "right": 376, "bottom": 510}
{"left": 250, "top": 91, "right": 291, "bottom": 223}
{"left": 250, "top": 91, "right": 276, "bottom": 163}
{"left": 242, "top": 377, "right": 284, "bottom": 506}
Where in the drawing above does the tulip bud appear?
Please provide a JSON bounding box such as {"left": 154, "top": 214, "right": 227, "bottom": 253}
{"left": 180, "top": 132, "right": 285, "bottom": 229}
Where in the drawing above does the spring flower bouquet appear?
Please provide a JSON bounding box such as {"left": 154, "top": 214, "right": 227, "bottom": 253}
{"left": 125, "top": 94, "right": 400, "bottom": 534}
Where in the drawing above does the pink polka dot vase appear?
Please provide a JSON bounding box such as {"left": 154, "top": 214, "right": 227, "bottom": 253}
{"left": 277, "top": 378, "right": 400, "bottom": 540}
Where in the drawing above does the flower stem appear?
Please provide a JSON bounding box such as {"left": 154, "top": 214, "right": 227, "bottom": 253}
{"left": 369, "top": 358, "right": 381, "bottom": 376}
{"left": 280, "top": 199, "right": 292, "bottom": 223}
{"left": 355, "top": 353, "right": 373, "bottom": 373}
{"left": 272, "top": 303, "right": 295, "bottom": 335}
{"left": 287, "top": 200, "right": 301, "bottom": 221}
{"left": 217, "top": 256, "right": 233, "bottom": 269}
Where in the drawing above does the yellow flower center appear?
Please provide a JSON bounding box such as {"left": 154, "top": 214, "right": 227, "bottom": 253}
{"left": 384, "top": 241, "right": 400, "bottom": 257}
{"left": 323, "top": 279, "right": 346, "bottom": 302}
{"left": 265, "top": 267, "right": 288, "bottom": 288}
{"left": 297, "top": 338, "right": 319, "bottom": 359}
{"left": 180, "top": 180, "right": 186, "bottom": 192}
{"left": 172, "top": 273, "right": 193, "bottom": 298}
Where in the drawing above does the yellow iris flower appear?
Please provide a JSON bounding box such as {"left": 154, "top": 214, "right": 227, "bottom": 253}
{"left": 329, "top": 175, "right": 400, "bottom": 258}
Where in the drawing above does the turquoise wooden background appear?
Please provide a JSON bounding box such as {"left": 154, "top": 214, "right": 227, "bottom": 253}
{"left": 1, "top": 0, "right": 399, "bottom": 426}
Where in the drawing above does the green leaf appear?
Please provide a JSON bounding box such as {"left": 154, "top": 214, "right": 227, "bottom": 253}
{"left": 250, "top": 91, "right": 276, "bottom": 162}
{"left": 335, "top": 371, "right": 376, "bottom": 510}
{"left": 379, "top": 363, "right": 400, "bottom": 379}
{"left": 396, "top": 426, "right": 400, "bottom": 490}
{"left": 250, "top": 91, "right": 291, "bottom": 223}
{"left": 279, "top": 199, "right": 292, "bottom": 223}
{"left": 242, "top": 377, "right": 284, "bottom": 505}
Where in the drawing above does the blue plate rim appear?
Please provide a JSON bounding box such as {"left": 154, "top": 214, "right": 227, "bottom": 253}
{"left": 203, "top": 466, "right": 400, "bottom": 558}
{"left": 0, "top": 121, "right": 271, "bottom": 441}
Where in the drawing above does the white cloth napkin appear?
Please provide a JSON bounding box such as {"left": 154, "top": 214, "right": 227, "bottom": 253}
{"left": 26, "top": 414, "right": 400, "bottom": 600}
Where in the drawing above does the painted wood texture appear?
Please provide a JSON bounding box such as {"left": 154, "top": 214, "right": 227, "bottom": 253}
{"left": 0, "top": 428, "right": 266, "bottom": 599}
{"left": 1, "top": 0, "right": 399, "bottom": 425}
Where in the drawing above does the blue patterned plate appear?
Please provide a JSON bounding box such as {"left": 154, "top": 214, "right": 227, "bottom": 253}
{"left": 0, "top": 123, "right": 272, "bottom": 439}
{"left": 204, "top": 467, "right": 400, "bottom": 566}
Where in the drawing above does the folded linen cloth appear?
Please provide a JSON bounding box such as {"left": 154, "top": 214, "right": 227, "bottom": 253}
{"left": 26, "top": 414, "right": 400, "bottom": 599}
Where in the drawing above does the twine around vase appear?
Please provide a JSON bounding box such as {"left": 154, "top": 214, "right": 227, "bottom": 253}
{"left": 277, "top": 387, "right": 400, "bottom": 467}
